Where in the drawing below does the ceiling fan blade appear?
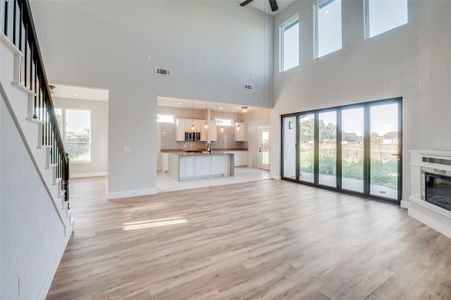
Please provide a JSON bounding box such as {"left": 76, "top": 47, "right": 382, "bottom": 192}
{"left": 240, "top": 0, "right": 254, "bottom": 7}
{"left": 268, "top": 0, "right": 279, "bottom": 12}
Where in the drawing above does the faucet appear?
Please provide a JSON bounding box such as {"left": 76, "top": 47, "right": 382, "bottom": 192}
{"left": 206, "top": 142, "right": 212, "bottom": 154}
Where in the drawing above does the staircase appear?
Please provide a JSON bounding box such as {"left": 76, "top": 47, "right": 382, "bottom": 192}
{"left": 1, "top": 0, "right": 72, "bottom": 232}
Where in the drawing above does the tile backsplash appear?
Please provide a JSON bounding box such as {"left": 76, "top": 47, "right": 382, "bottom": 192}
{"left": 159, "top": 123, "right": 247, "bottom": 151}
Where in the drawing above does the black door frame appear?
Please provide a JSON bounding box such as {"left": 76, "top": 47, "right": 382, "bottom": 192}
{"left": 280, "top": 97, "right": 403, "bottom": 203}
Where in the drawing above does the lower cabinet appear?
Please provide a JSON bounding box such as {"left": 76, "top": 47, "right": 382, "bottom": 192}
{"left": 195, "top": 156, "right": 211, "bottom": 176}
{"left": 178, "top": 155, "right": 230, "bottom": 180}
{"left": 180, "top": 157, "right": 196, "bottom": 178}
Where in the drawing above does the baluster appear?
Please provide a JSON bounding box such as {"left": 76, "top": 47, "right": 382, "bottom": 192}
{"left": 23, "top": 26, "right": 28, "bottom": 86}
{"left": 18, "top": 0, "right": 22, "bottom": 51}
{"left": 3, "top": 0, "right": 8, "bottom": 36}
{"left": 43, "top": 108, "right": 46, "bottom": 146}
{"left": 12, "top": 0, "right": 17, "bottom": 44}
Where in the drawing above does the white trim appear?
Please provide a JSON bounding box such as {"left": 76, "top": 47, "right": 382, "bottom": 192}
{"left": 36, "top": 229, "right": 72, "bottom": 300}
{"left": 107, "top": 188, "right": 158, "bottom": 200}
{"left": 0, "top": 33, "right": 23, "bottom": 56}
{"left": 279, "top": 14, "right": 300, "bottom": 72}
{"left": 70, "top": 171, "right": 107, "bottom": 179}
{"left": 408, "top": 197, "right": 451, "bottom": 239}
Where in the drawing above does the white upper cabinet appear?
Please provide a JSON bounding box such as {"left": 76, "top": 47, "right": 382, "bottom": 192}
{"left": 234, "top": 123, "right": 246, "bottom": 141}
{"left": 175, "top": 118, "right": 185, "bottom": 141}
{"left": 207, "top": 120, "right": 217, "bottom": 142}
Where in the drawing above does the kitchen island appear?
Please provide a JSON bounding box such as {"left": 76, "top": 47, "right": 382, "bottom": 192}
{"left": 168, "top": 152, "right": 234, "bottom": 181}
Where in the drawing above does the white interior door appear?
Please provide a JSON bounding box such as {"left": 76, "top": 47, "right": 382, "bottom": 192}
{"left": 258, "top": 127, "right": 270, "bottom": 170}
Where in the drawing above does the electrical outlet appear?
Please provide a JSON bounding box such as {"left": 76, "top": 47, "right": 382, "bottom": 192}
{"left": 123, "top": 146, "right": 132, "bottom": 153}
{"left": 18, "top": 275, "right": 23, "bottom": 296}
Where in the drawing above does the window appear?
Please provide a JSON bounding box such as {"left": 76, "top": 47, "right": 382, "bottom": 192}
{"left": 315, "top": 0, "right": 342, "bottom": 58}
{"left": 55, "top": 108, "right": 91, "bottom": 163}
{"left": 365, "top": 0, "right": 408, "bottom": 38}
{"left": 157, "top": 114, "right": 175, "bottom": 124}
{"left": 215, "top": 119, "right": 235, "bottom": 127}
{"left": 280, "top": 16, "right": 299, "bottom": 72}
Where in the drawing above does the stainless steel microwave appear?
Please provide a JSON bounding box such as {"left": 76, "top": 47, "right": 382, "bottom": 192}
{"left": 185, "top": 132, "right": 201, "bottom": 141}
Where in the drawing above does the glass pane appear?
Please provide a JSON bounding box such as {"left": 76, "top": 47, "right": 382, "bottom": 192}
{"left": 283, "top": 116, "right": 297, "bottom": 179}
{"left": 55, "top": 108, "right": 63, "bottom": 131}
{"left": 370, "top": 103, "right": 399, "bottom": 199}
{"left": 261, "top": 130, "right": 270, "bottom": 167}
{"left": 319, "top": 111, "right": 337, "bottom": 187}
{"left": 299, "top": 114, "right": 314, "bottom": 183}
{"left": 368, "top": 0, "right": 408, "bottom": 38}
{"left": 282, "top": 20, "right": 299, "bottom": 71}
{"left": 317, "top": 0, "right": 342, "bottom": 57}
{"left": 342, "top": 107, "right": 364, "bottom": 192}
{"left": 65, "top": 110, "right": 91, "bottom": 143}
{"left": 66, "top": 143, "right": 91, "bottom": 162}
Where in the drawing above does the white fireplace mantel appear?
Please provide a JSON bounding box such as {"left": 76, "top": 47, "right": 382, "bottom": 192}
{"left": 403, "top": 150, "right": 451, "bottom": 238}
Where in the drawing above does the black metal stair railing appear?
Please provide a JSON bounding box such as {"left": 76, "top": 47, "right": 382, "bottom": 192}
{"left": 3, "top": 0, "right": 70, "bottom": 204}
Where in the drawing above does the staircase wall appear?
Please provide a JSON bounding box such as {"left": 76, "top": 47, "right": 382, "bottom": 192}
{"left": 0, "top": 93, "right": 68, "bottom": 300}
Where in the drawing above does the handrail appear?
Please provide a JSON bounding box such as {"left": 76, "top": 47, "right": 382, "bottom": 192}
{"left": 3, "top": 0, "right": 70, "bottom": 203}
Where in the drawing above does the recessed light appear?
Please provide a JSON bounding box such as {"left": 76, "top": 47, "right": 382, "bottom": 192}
{"left": 177, "top": 102, "right": 182, "bottom": 105}
{"left": 219, "top": 106, "right": 223, "bottom": 110}
{"left": 73, "top": 93, "right": 78, "bottom": 97}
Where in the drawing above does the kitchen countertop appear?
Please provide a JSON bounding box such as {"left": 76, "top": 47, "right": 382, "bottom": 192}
{"left": 168, "top": 152, "right": 234, "bottom": 157}
{"left": 161, "top": 148, "right": 248, "bottom": 153}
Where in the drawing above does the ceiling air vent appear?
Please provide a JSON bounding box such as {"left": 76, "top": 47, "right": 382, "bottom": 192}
{"left": 244, "top": 84, "right": 254, "bottom": 90}
{"left": 156, "top": 68, "right": 170, "bottom": 76}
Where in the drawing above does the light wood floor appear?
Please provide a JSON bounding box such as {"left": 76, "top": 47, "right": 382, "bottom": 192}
{"left": 47, "top": 177, "right": 451, "bottom": 300}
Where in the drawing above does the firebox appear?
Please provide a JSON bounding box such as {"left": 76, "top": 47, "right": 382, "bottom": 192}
{"left": 425, "top": 172, "right": 451, "bottom": 211}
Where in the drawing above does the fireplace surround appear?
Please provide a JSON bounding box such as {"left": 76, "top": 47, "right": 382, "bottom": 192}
{"left": 403, "top": 150, "right": 451, "bottom": 238}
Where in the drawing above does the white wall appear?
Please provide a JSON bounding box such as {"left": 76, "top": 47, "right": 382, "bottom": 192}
{"left": 30, "top": 1, "right": 273, "bottom": 197}
{"left": 1, "top": 96, "right": 66, "bottom": 300}
{"left": 270, "top": 0, "right": 451, "bottom": 201}
{"left": 53, "top": 97, "right": 108, "bottom": 178}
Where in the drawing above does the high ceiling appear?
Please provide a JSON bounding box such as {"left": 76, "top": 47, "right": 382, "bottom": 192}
{"left": 238, "top": 0, "right": 297, "bottom": 16}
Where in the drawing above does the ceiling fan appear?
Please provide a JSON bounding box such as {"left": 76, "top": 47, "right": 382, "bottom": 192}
{"left": 240, "top": 0, "right": 279, "bottom": 12}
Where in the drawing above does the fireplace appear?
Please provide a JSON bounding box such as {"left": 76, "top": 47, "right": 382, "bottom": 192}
{"left": 425, "top": 172, "right": 451, "bottom": 211}
{"left": 407, "top": 150, "right": 451, "bottom": 238}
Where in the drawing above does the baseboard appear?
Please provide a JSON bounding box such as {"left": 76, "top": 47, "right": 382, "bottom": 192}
{"left": 271, "top": 174, "right": 281, "bottom": 180}
{"left": 70, "top": 172, "right": 108, "bottom": 179}
{"left": 400, "top": 199, "right": 409, "bottom": 209}
{"left": 107, "top": 188, "right": 158, "bottom": 200}
{"left": 408, "top": 208, "right": 451, "bottom": 239}
{"left": 36, "top": 226, "right": 72, "bottom": 300}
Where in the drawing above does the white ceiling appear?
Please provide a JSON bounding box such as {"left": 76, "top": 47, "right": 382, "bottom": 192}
{"left": 238, "top": 0, "right": 297, "bottom": 16}
{"left": 157, "top": 96, "right": 265, "bottom": 113}
{"left": 51, "top": 84, "right": 109, "bottom": 102}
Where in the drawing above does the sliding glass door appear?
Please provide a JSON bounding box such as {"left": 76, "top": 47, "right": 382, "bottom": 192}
{"left": 370, "top": 103, "right": 401, "bottom": 199}
{"left": 299, "top": 114, "right": 315, "bottom": 183}
{"left": 281, "top": 98, "right": 402, "bottom": 202}
{"left": 282, "top": 116, "right": 297, "bottom": 179}
{"left": 341, "top": 107, "right": 364, "bottom": 193}
{"left": 318, "top": 111, "right": 337, "bottom": 187}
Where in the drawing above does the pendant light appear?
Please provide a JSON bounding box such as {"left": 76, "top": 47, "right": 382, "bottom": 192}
{"left": 236, "top": 106, "right": 241, "bottom": 131}
{"left": 220, "top": 104, "right": 224, "bottom": 133}
{"left": 204, "top": 102, "right": 208, "bottom": 129}
{"left": 190, "top": 100, "right": 195, "bottom": 131}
